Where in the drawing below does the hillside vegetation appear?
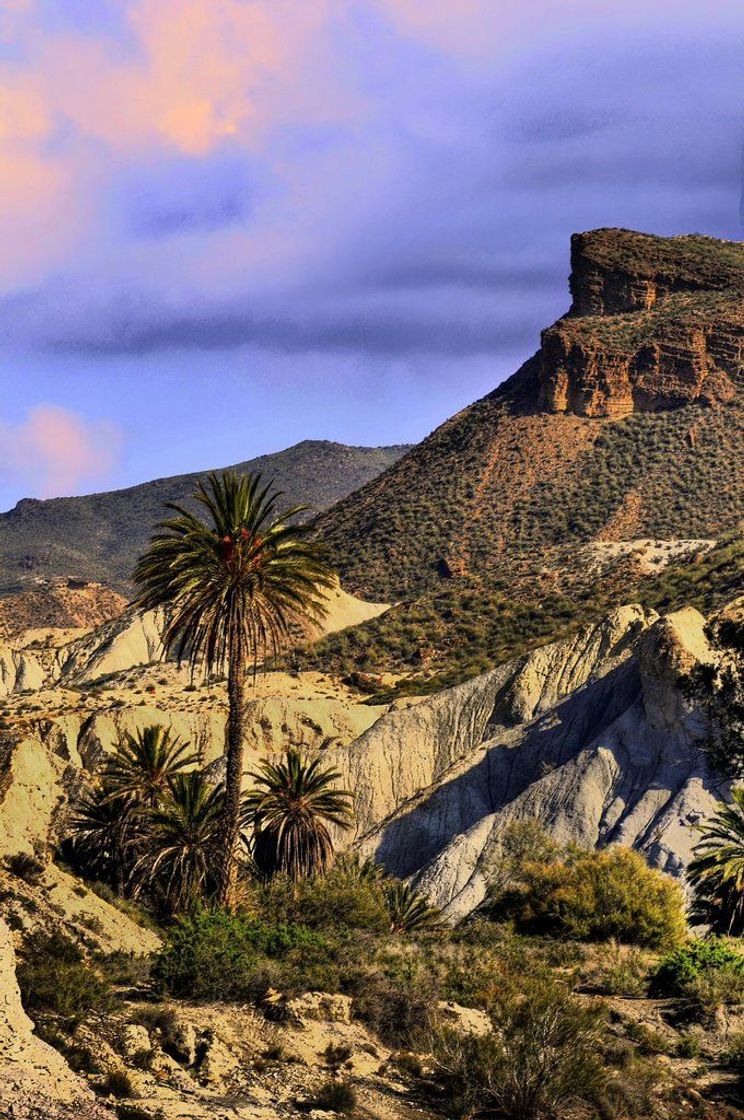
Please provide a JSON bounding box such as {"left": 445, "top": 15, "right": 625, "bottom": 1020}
{"left": 318, "top": 229, "right": 744, "bottom": 603}
{"left": 0, "top": 440, "right": 409, "bottom": 596}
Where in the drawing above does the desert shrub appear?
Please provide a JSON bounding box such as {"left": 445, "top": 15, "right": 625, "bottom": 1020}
{"left": 432, "top": 976, "right": 607, "bottom": 1120}
{"left": 586, "top": 942, "right": 650, "bottom": 997}
{"left": 35, "top": 1023, "right": 101, "bottom": 1074}
{"left": 485, "top": 820, "right": 560, "bottom": 897}
{"left": 115, "top": 1107, "right": 154, "bottom": 1120}
{"left": 4, "top": 852, "right": 44, "bottom": 883}
{"left": 624, "top": 1021, "right": 668, "bottom": 1056}
{"left": 99, "top": 1070, "right": 135, "bottom": 1099}
{"left": 325, "top": 1042, "right": 353, "bottom": 1068}
{"left": 256, "top": 868, "right": 389, "bottom": 933}
{"left": 651, "top": 937, "right": 744, "bottom": 999}
{"left": 153, "top": 908, "right": 334, "bottom": 1000}
{"left": 599, "top": 1054, "right": 666, "bottom": 1119}
{"left": 722, "top": 1028, "right": 744, "bottom": 1069}
{"left": 16, "top": 931, "right": 111, "bottom": 1020}
{"left": 311, "top": 1079, "right": 357, "bottom": 1114}
{"left": 492, "top": 847, "right": 686, "bottom": 949}
{"left": 676, "top": 1030, "right": 703, "bottom": 1059}
{"left": 687, "top": 965, "right": 744, "bottom": 1011}
{"left": 352, "top": 967, "right": 438, "bottom": 1050}
{"left": 97, "top": 951, "right": 151, "bottom": 988}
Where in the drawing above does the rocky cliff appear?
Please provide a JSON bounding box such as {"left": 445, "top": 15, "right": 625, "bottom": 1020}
{"left": 538, "top": 229, "right": 744, "bottom": 418}
{"left": 354, "top": 603, "right": 726, "bottom": 920}
{"left": 0, "top": 595, "right": 731, "bottom": 926}
{"left": 0, "top": 919, "right": 114, "bottom": 1119}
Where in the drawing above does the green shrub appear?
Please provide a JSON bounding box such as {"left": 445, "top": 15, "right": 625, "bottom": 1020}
{"left": 651, "top": 937, "right": 744, "bottom": 998}
{"left": 311, "top": 1079, "right": 357, "bottom": 1114}
{"left": 257, "top": 869, "right": 388, "bottom": 933}
{"left": 493, "top": 847, "right": 686, "bottom": 949}
{"left": 432, "top": 976, "right": 606, "bottom": 1120}
{"left": 153, "top": 908, "right": 333, "bottom": 1000}
{"left": 16, "top": 931, "right": 111, "bottom": 1020}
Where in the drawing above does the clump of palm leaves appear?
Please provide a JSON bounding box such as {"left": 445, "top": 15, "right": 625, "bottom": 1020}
{"left": 688, "top": 789, "right": 744, "bottom": 934}
{"left": 243, "top": 749, "right": 354, "bottom": 881}
{"left": 102, "top": 725, "right": 198, "bottom": 807}
{"left": 133, "top": 469, "right": 335, "bottom": 908}
{"left": 384, "top": 880, "right": 442, "bottom": 934}
{"left": 68, "top": 724, "right": 221, "bottom": 915}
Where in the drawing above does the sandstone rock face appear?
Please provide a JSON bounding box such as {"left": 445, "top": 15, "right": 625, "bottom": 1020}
{"left": 0, "top": 645, "right": 44, "bottom": 698}
{"left": 0, "top": 919, "right": 110, "bottom": 1117}
{"left": 58, "top": 608, "right": 165, "bottom": 681}
{"left": 538, "top": 229, "right": 743, "bottom": 418}
{"left": 344, "top": 604, "right": 725, "bottom": 920}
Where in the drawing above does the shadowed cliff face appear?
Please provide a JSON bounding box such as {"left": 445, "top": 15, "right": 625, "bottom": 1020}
{"left": 539, "top": 229, "right": 744, "bottom": 418}
{"left": 350, "top": 603, "right": 728, "bottom": 920}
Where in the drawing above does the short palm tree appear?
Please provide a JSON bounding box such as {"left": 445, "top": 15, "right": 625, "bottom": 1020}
{"left": 688, "top": 790, "right": 744, "bottom": 934}
{"left": 135, "top": 771, "right": 225, "bottom": 914}
{"left": 384, "top": 881, "right": 442, "bottom": 934}
{"left": 68, "top": 788, "right": 141, "bottom": 895}
{"left": 133, "top": 470, "right": 334, "bottom": 907}
{"left": 103, "top": 725, "right": 198, "bottom": 809}
{"left": 243, "top": 749, "right": 353, "bottom": 881}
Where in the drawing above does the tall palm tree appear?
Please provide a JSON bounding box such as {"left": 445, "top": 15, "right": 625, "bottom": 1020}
{"left": 135, "top": 771, "right": 225, "bottom": 914}
{"left": 243, "top": 749, "right": 353, "bottom": 881}
{"left": 103, "top": 725, "right": 198, "bottom": 809}
{"left": 133, "top": 470, "right": 334, "bottom": 907}
{"left": 688, "top": 789, "right": 744, "bottom": 934}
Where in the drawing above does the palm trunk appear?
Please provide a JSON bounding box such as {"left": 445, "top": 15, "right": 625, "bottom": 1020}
{"left": 217, "top": 642, "right": 246, "bottom": 908}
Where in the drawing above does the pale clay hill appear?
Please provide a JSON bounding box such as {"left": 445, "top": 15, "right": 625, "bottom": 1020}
{"left": 0, "top": 583, "right": 731, "bottom": 910}
{"left": 0, "top": 569, "right": 738, "bottom": 1114}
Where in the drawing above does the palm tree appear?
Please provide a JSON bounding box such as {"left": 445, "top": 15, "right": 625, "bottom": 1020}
{"left": 102, "top": 725, "right": 198, "bottom": 809}
{"left": 133, "top": 470, "right": 334, "bottom": 907}
{"left": 384, "top": 881, "right": 442, "bottom": 934}
{"left": 243, "top": 749, "right": 353, "bottom": 881}
{"left": 68, "top": 787, "right": 142, "bottom": 895}
{"left": 135, "top": 771, "right": 225, "bottom": 914}
{"left": 688, "top": 789, "right": 744, "bottom": 934}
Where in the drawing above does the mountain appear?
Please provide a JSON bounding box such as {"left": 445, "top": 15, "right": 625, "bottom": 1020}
{"left": 0, "top": 440, "right": 409, "bottom": 598}
{"left": 319, "top": 228, "right": 744, "bottom": 601}
{"left": 307, "top": 229, "right": 744, "bottom": 692}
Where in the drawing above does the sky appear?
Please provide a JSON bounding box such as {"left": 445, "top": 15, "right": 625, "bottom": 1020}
{"left": 0, "top": 0, "right": 742, "bottom": 508}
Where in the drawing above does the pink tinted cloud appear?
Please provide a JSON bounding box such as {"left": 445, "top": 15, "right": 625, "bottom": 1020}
{"left": 0, "top": 405, "right": 122, "bottom": 499}
{"left": 0, "top": 0, "right": 353, "bottom": 283}
{"left": 2, "top": 0, "right": 348, "bottom": 157}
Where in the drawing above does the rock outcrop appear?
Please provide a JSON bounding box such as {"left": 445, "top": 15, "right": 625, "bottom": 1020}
{"left": 0, "top": 644, "right": 43, "bottom": 698}
{"left": 346, "top": 604, "right": 725, "bottom": 919}
{"left": 0, "top": 919, "right": 112, "bottom": 1118}
{"left": 539, "top": 229, "right": 744, "bottom": 418}
{"left": 0, "top": 593, "right": 733, "bottom": 931}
